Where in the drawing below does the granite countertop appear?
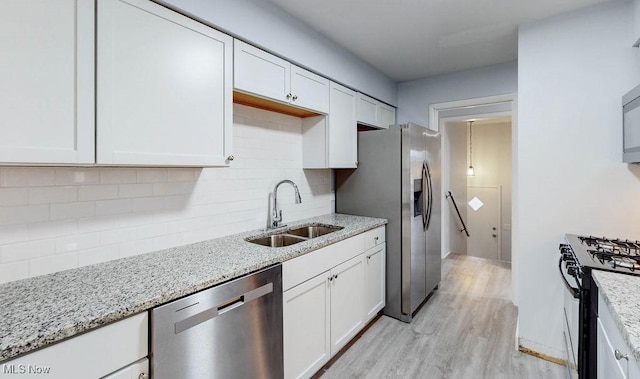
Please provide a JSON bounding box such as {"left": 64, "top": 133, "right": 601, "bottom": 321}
{"left": 0, "top": 213, "right": 386, "bottom": 362}
{"left": 592, "top": 270, "right": 640, "bottom": 362}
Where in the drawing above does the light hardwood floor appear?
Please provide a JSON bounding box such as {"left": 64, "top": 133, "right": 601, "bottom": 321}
{"left": 318, "top": 254, "right": 566, "bottom": 379}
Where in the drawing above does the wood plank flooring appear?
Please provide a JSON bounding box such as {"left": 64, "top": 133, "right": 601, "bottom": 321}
{"left": 317, "top": 254, "right": 566, "bottom": 379}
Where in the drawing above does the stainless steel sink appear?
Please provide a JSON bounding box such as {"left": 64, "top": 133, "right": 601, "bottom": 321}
{"left": 286, "top": 225, "right": 344, "bottom": 238}
{"left": 246, "top": 224, "right": 344, "bottom": 247}
{"left": 248, "top": 234, "right": 307, "bottom": 247}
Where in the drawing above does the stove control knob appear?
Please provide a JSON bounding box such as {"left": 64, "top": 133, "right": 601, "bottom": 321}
{"left": 567, "top": 265, "right": 576, "bottom": 276}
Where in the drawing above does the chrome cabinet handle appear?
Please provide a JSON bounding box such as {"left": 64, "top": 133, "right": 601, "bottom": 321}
{"left": 374, "top": 236, "right": 379, "bottom": 242}
{"left": 292, "top": 95, "right": 298, "bottom": 101}
{"left": 615, "top": 349, "right": 629, "bottom": 361}
{"left": 139, "top": 374, "right": 149, "bottom": 379}
{"left": 334, "top": 274, "right": 338, "bottom": 280}
{"left": 227, "top": 155, "right": 234, "bottom": 161}
{"left": 286, "top": 93, "right": 292, "bottom": 100}
{"left": 328, "top": 276, "right": 333, "bottom": 282}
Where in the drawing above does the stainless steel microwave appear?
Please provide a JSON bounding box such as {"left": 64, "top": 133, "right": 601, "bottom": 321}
{"left": 623, "top": 84, "right": 640, "bottom": 162}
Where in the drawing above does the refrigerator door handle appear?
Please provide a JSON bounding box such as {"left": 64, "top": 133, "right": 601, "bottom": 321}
{"left": 421, "top": 162, "right": 428, "bottom": 230}
{"left": 423, "top": 161, "right": 433, "bottom": 231}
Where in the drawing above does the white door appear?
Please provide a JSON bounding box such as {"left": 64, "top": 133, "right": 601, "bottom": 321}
{"left": 377, "top": 103, "right": 396, "bottom": 129}
{"left": 283, "top": 272, "right": 331, "bottom": 379}
{"left": 364, "top": 245, "right": 385, "bottom": 322}
{"left": 356, "top": 93, "right": 378, "bottom": 127}
{"left": 467, "top": 186, "right": 500, "bottom": 260}
{"left": 234, "top": 39, "right": 290, "bottom": 103}
{"left": 328, "top": 82, "right": 357, "bottom": 168}
{"left": 97, "top": 0, "right": 232, "bottom": 166}
{"left": 0, "top": 0, "right": 94, "bottom": 164}
{"left": 597, "top": 318, "right": 627, "bottom": 379}
{"left": 330, "top": 254, "right": 365, "bottom": 355}
{"left": 290, "top": 65, "right": 329, "bottom": 114}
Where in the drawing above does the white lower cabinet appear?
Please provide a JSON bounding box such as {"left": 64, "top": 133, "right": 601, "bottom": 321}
{"left": 102, "top": 358, "right": 149, "bottom": 379}
{"left": 283, "top": 226, "right": 386, "bottom": 379}
{"left": 283, "top": 272, "right": 331, "bottom": 379}
{"left": 330, "top": 255, "right": 365, "bottom": 354}
{"left": 597, "top": 292, "right": 640, "bottom": 379}
{"left": 364, "top": 244, "right": 386, "bottom": 322}
{"left": 0, "top": 313, "right": 148, "bottom": 379}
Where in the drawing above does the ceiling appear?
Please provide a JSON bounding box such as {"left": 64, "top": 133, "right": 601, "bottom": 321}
{"left": 269, "top": 0, "right": 617, "bottom": 82}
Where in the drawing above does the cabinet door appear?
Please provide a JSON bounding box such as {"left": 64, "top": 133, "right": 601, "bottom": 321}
{"left": 597, "top": 317, "right": 627, "bottom": 379}
{"left": 97, "top": 0, "right": 233, "bottom": 166}
{"left": 0, "top": 0, "right": 94, "bottom": 164}
{"left": 328, "top": 82, "right": 357, "bottom": 168}
{"left": 364, "top": 245, "right": 386, "bottom": 322}
{"left": 283, "top": 272, "right": 331, "bottom": 379}
{"left": 234, "top": 39, "right": 290, "bottom": 104}
{"left": 102, "top": 358, "right": 149, "bottom": 379}
{"left": 377, "top": 102, "right": 396, "bottom": 129}
{"left": 330, "top": 254, "right": 365, "bottom": 355}
{"left": 291, "top": 65, "right": 329, "bottom": 114}
{"left": 356, "top": 93, "right": 378, "bottom": 127}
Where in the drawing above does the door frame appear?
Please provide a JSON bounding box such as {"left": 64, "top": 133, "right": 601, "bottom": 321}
{"left": 429, "top": 93, "right": 518, "bottom": 306}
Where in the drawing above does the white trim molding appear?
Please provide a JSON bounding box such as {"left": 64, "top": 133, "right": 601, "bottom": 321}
{"left": 429, "top": 94, "right": 516, "bottom": 132}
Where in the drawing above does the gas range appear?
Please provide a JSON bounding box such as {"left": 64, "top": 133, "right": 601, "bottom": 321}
{"left": 559, "top": 234, "right": 640, "bottom": 379}
{"left": 563, "top": 234, "right": 640, "bottom": 278}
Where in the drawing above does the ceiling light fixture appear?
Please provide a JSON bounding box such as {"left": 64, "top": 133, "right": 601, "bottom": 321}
{"left": 467, "top": 120, "right": 475, "bottom": 176}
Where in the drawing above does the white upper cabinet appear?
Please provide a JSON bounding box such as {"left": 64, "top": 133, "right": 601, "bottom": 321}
{"left": 0, "top": 0, "right": 95, "bottom": 165}
{"left": 234, "top": 39, "right": 329, "bottom": 114}
{"left": 329, "top": 82, "right": 358, "bottom": 168}
{"left": 97, "top": 0, "right": 233, "bottom": 166}
{"left": 356, "top": 92, "right": 396, "bottom": 129}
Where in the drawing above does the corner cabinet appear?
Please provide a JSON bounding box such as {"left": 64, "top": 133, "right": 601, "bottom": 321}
{"left": 282, "top": 226, "right": 386, "bottom": 379}
{"left": 0, "top": 0, "right": 95, "bottom": 165}
{"left": 234, "top": 39, "right": 329, "bottom": 114}
{"left": 96, "top": 0, "right": 233, "bottom": 166}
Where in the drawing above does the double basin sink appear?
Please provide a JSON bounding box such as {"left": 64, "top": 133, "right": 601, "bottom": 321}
{"left": 247, "top": 224, "right": 344, "bottom": 247}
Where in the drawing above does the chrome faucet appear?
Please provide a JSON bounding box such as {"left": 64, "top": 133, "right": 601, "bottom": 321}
{"left": 267, "top": 180, "right": 302, "bottom": 229}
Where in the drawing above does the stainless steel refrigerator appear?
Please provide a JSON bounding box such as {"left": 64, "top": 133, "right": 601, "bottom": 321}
{"left": 335, "top": 123, "right": 441, "bottom": 323}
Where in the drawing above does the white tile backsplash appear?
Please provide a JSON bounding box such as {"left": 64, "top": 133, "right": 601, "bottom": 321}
{"left": 0, "top": 105, "right": 334, "bottom": 284}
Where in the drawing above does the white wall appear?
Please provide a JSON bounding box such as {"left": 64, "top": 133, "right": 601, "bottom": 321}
{"left": 0, "top": 105, "right": 333, "bottom": 284}
{"left": 442, "top": 121, "right": 468, "bottom": 257}
{"left": 467, "top": 121, "right": 512, "bottom": 262}
{"left": 160, "top": 0, "right": 397, "bottom": 106}
{"left": 397, "top": 61, "right": 517, "bottom": 126}
{"left": 517, "top": 1, "right": 640, "bottom": 358}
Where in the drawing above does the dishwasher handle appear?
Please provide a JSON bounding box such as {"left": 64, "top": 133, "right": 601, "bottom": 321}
{"left": 174, "top": 282, "right": 273, "bottom": 334}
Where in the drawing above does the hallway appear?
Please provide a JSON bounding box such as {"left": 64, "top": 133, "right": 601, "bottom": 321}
{"left": 318, "top": 254, "right": 565, "bottom": 378}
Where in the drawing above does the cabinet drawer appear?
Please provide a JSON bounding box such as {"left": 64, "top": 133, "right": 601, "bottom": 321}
{"left": 363, "top": 226, "right": 386, "bottom": 251}
{"left": 283, "top": 234, "right": 364, "bottom": 291}
{"left": 3, "top": 313, "right": 148, "bottom": 379}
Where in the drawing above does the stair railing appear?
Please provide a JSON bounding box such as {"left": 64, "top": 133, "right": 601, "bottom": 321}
{"left": 445, "top": 191, "right": 470, "bottom": 237}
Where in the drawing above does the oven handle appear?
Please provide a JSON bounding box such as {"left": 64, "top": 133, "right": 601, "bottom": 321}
{"left": 558, "top": 257, "right": 580, "bottom": 299}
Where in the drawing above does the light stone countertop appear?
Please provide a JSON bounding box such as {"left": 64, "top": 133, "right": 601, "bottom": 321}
{"left": 592, "top": 270, "right": 640, "bottom": 363}
{"left": 0, "top": 213, "right": 386, "bottom": 362}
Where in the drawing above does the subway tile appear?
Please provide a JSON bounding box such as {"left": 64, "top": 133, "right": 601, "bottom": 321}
{"left": 137, "top": 168, "right": 168, "bottom": 183}
{"left": 164, "top": 195, "right": 189, "bottom": 210}
{"left": 28, "top": 220, "right": 78, "bottom": 240}
{"left": 29, "top": 252, "right": 78, "bottom": 277}
{"left": 50, "top": 202, "right": 95, "bottom": 221}
{"left": 77, "top": 215, "right": 120, "bottom": 233}
{"left": 1, "top": 168, "right": 55, "bottom": 187}
{"left": 100, "top": 168, "right": 137, "bottom": 184}
{"left": 56, "top": 233, "right": 101, "bottom": 253}
{"left": 95, "top": 199, "right": 133, "bottom": 216}
{"left": 0, "top": 239, "right": 56, "bottom": 263}
{"left": 152, "top": 234, "right": 182, "bottom": 251}
{"left": 152, "top": 182, "right": 194, "bottom": 196}
{"left": 137, "top": 223, "right": 169, "bottom": 240}
{"left": 118, "top": 183, "right": 153, "bottom": 198}
{"left": 78, "top": 185, "right": 119, "bottom": 201}
{"left": 0, "top": 205, "right": 49, "bottom": 226}
{"left": 29, "top": 186, "right": 78, "bottom": 205}
{"left": 167, "top": 168, "right": 197, "bottom": 182}
{"left": 0, "top": 261, "right": 29, "bottom": 284}
{"left": 0, "top": 188, "right": 29, "bottom": 206}
{"left": 78, "top": 245, "right": 119, "bottom": 267}
{"left": 132, "top": 197, "right": 165, "bottom": 213}
{"left": 100, "top": 227, "right": 136, "bottom": 246}
{"left": 54, "top": 168, "right": 100, "bottom": 185}
{"left": 0, "top": 225, "right": 29, "bottom": 245}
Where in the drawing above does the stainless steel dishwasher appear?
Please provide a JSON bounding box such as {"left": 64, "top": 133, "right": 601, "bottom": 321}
{"left": 150, "top": 264, "right": 283, "bottom": 379}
